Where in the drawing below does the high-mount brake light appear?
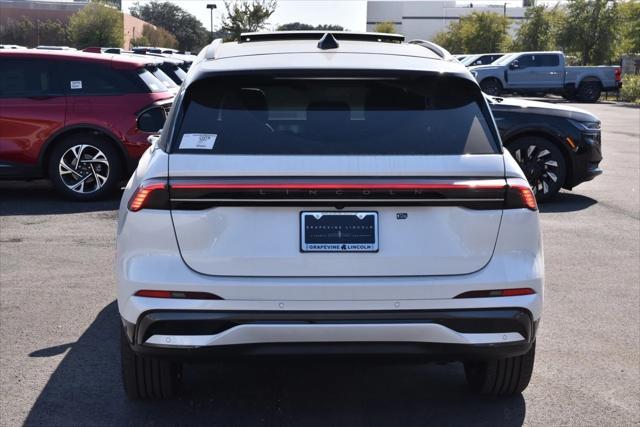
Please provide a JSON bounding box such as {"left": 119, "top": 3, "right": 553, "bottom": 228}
{"left": 128, "top": 182, "right": 169, "bottom": 211}
{"left": 134, "top": 290, "right": 222, "bottom": 300}
{"left": 454, "top": 288, "right": 535, "bottom": 298}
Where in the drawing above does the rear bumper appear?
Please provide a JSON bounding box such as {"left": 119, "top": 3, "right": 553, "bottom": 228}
{"left": 123, "top": 308, "right": 537, "bottom": 361}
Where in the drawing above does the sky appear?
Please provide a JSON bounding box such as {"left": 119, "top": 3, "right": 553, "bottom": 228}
{"left": 121, "top": 0, "right": 369, "bottom": 32}
{"left": 119, "top": 0, "right": 559, "bottom": 33}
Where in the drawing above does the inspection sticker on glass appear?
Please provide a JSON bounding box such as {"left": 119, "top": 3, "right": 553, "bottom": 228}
{"left": 70, "top": 80, "right": 82, "bottom": 90}
{"left": 179, "top": 133, "right": 217, "bottom": 150}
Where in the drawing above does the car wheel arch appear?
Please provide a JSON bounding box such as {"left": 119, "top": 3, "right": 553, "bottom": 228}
{"left": 39, "top": 125, "right": 130, "bottom": 177}
{"left": 577, "top": 76, "right": 603, "bottom": 88}
{"left": 503, "top": 130, "right": 574, "bottom": 189}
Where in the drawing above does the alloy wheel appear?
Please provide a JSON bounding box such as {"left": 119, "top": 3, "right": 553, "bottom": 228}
{"left": 513, "top": 144, "right": 560, "bottom": 197}
{"left": 58, "top": 144, "right": 110, "bottom": 194}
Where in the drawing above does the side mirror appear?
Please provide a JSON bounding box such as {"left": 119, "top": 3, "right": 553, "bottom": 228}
{"left": 137, "top": 107, "right": 167, "bottom": 133}
{"left": 509, "top": 60, "right": 520, "bottom": 70}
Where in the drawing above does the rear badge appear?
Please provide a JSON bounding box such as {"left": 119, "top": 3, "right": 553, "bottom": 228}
{"left": 396, "top": 213, "right": 408, "bottom": 220}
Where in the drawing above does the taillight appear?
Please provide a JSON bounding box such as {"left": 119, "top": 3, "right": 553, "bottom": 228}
{"left": 134, "top": 290, "right": 222, "bottom": 299}
{"left": 614, "top": 67, "right": 621, "bottom": 82}
{"left": 128, "top": 181, "right": 169, "bottom": 211}
{"left": 454, "top": 288, "right": 535, "bottom": 298}
{"left": 505, "top": 179, "right": 537, "bottom": 211}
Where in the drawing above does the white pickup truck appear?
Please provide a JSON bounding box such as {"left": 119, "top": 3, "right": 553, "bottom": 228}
{"left": 470, "top": 51, "right": 621, "bottom": 102}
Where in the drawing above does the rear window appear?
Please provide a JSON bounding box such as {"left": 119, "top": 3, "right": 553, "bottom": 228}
{"left": 148, "top": 66, "right": 177, "bottom": 89}
{"left": 172, "top": 72, "right": 499, "bottom": 155}
{"left": 137, "top": 68, "right": 167, "bottom": 93}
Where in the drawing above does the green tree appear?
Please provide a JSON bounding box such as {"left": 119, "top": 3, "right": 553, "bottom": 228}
{"left": 557, "top": 0, "right": 620, "bottom": 65}
{"left": 315, "top": 24, "right": 345, "bottom": 31}
{"left": 38, "top": 19, "right": 70, "bottom": 46}
{"left": 511, "top": 5, "right": 564, "bottom": 51}
{"left": 432, "top": 12, "right": 511, "bottom": 54}
{"left": 619, "top": 0, "right": 640, "bottom": 54}
{"left": 221, "top": 0, "right": 277, "bottom": 41}
{"left": 432, "top": 21, "right": 464, "bottom": 53}
{"left": 68, "top": 2, "right": 123, "bottom": 48}
{"left": 129, "top": 1, "right": 208, "bottom": 51}
{"left": 140, "top": 24, "right": 178, "bottom": 48}
{"left": 276, "top": 22, "right": 344, "bottom": 31}
{"left": 374, "top": 21, "right": 397, "bottom": 34}
{"left": 0, "top": 17, "right": 35, "bottom": 46}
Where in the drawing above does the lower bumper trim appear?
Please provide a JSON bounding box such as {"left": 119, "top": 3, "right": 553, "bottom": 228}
{"left": 125, "top": 308, "right": 536, "bottom": 360}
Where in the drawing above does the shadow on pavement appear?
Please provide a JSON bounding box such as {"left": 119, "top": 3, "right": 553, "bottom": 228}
{"left": 0, "top": 180, "right": 119, "bottom": 216}
{"left": 25, "top": 302, "right": 526, "bottom": 426}
{"left": 539, "top": 192, "right": 598, "bottom": 213}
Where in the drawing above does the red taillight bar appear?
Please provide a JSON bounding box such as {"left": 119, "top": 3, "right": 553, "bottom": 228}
{"left": 134, "top": 290, "right": 222, "bottom": 300}
{"left": 170, "top": 181, "right": 508, "bottom": 190}
{"left": 128, "top": 182, "right": 168, "bottom": 212}
{"left": 510, "top": 184, "right": 537, "bottom": 211}
{"left": 128, "top": 178, "right": 538, "bottom": 211}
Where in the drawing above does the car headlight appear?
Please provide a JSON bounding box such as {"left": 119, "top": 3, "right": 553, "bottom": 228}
{"left": 568, "top": 118, "right": 600, "bottom": 131}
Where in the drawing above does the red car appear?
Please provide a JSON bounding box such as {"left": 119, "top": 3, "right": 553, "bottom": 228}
{"left": 0, "top": 50, "right": 173, "bottom": 200}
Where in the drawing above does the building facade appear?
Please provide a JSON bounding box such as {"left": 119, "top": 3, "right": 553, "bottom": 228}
{"left": 367, "top": 1, "right": 526, "bottom": 42}
{"left": 0, "top": 0, "right": 151, "bottom": 48}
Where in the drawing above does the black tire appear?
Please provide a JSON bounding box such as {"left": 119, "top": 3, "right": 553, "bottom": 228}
{"left": 120, "top": 328, "right": 181, "bottom": 400}
{"left": 479, "top": 78, "right": 503, "bottom": 96}
{"left": 562, "top": 91, "right": 577, "bottom": 101}
{"left": 576, "top": 81, "right": 601, "bottom": 103}
{"left": 507, "top": 136, "right": 566, "bottom": 201}
{"left": 464, "top": 342, "right": 536, "bottom": 396}
{"left": 47, "top": 133, "right": 122, "bottom": 201}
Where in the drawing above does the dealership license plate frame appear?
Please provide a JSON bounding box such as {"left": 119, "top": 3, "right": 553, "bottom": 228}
{"left": 300, "top": 211, "right": 379, "bottom": 253}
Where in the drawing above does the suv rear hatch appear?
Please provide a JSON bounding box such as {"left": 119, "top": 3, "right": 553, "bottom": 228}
{"left": 167, "top": 71, "right": 506, "bottom": 277}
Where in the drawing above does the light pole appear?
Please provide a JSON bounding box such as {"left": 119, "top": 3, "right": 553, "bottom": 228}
{"left": 206, "top": 3, "right": 217, "bottom": 38}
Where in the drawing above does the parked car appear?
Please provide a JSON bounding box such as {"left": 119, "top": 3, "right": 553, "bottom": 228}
{"left": 84, "top": 48, "right": 188, "bottom": 85}
{"left": 488, "top": 95, "right": 602, "bottom": 200}
{"left": 35, "top": 45, "right": 77, "bottom": 51}
{"left": 471, "top": 51, "right": 621, "bottom": 102}
{"left": 0, "top": 44, "right": 27, "bottom": 49}
{"left": 117, "top": 31, "right": 542, "bottom": 399}
{"left": 0, "top": 50, "right": 173, "bottom": 200}
{"left": 453, "top": 54, "right": 468, "bottom": 61}
{"left": 82, "top": 47, "right": 124, "bottom": 54}
{"left": 134, "top": 49, "right": 196, "bottom": 71}
{"left": 461, "top": 53, "right": 504, "bottom": 67}
{"left": 120, "top": 52, "right": 187, "bottom": 85}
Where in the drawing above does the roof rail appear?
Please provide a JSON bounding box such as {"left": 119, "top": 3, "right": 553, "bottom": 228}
{"left": 239, "top": 31, "right": 404, "bottom": 44}
{"left": 408, "top": 39, "right": 455, "bottom": 61}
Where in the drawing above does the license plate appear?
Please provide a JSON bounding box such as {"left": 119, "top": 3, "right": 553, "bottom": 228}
{"left": 300, "top": 212, "right": 378, "bottom": 252}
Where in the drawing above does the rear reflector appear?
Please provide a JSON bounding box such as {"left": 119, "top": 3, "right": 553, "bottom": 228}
{"left": 134, "top": 290, "right": 222, "bottom": 300}
{"left": 454, "top": 288, "right": 535, "bottom": 298}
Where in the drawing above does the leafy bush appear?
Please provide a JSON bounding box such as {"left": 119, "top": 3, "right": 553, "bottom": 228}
{"left": 68, "top": 2, "right": 124, "bottom": 48}
{"left": 619, "top": 74, "right": 640, "bottom": 103}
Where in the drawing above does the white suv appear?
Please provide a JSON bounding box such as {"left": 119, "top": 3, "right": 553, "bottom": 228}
{"left": 117, "top": 32, "right": 543, "bottom": 399}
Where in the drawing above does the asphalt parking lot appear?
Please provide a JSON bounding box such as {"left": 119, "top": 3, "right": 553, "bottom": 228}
{"left": 1, "top": 101, "right": 638, "bottom": 426}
